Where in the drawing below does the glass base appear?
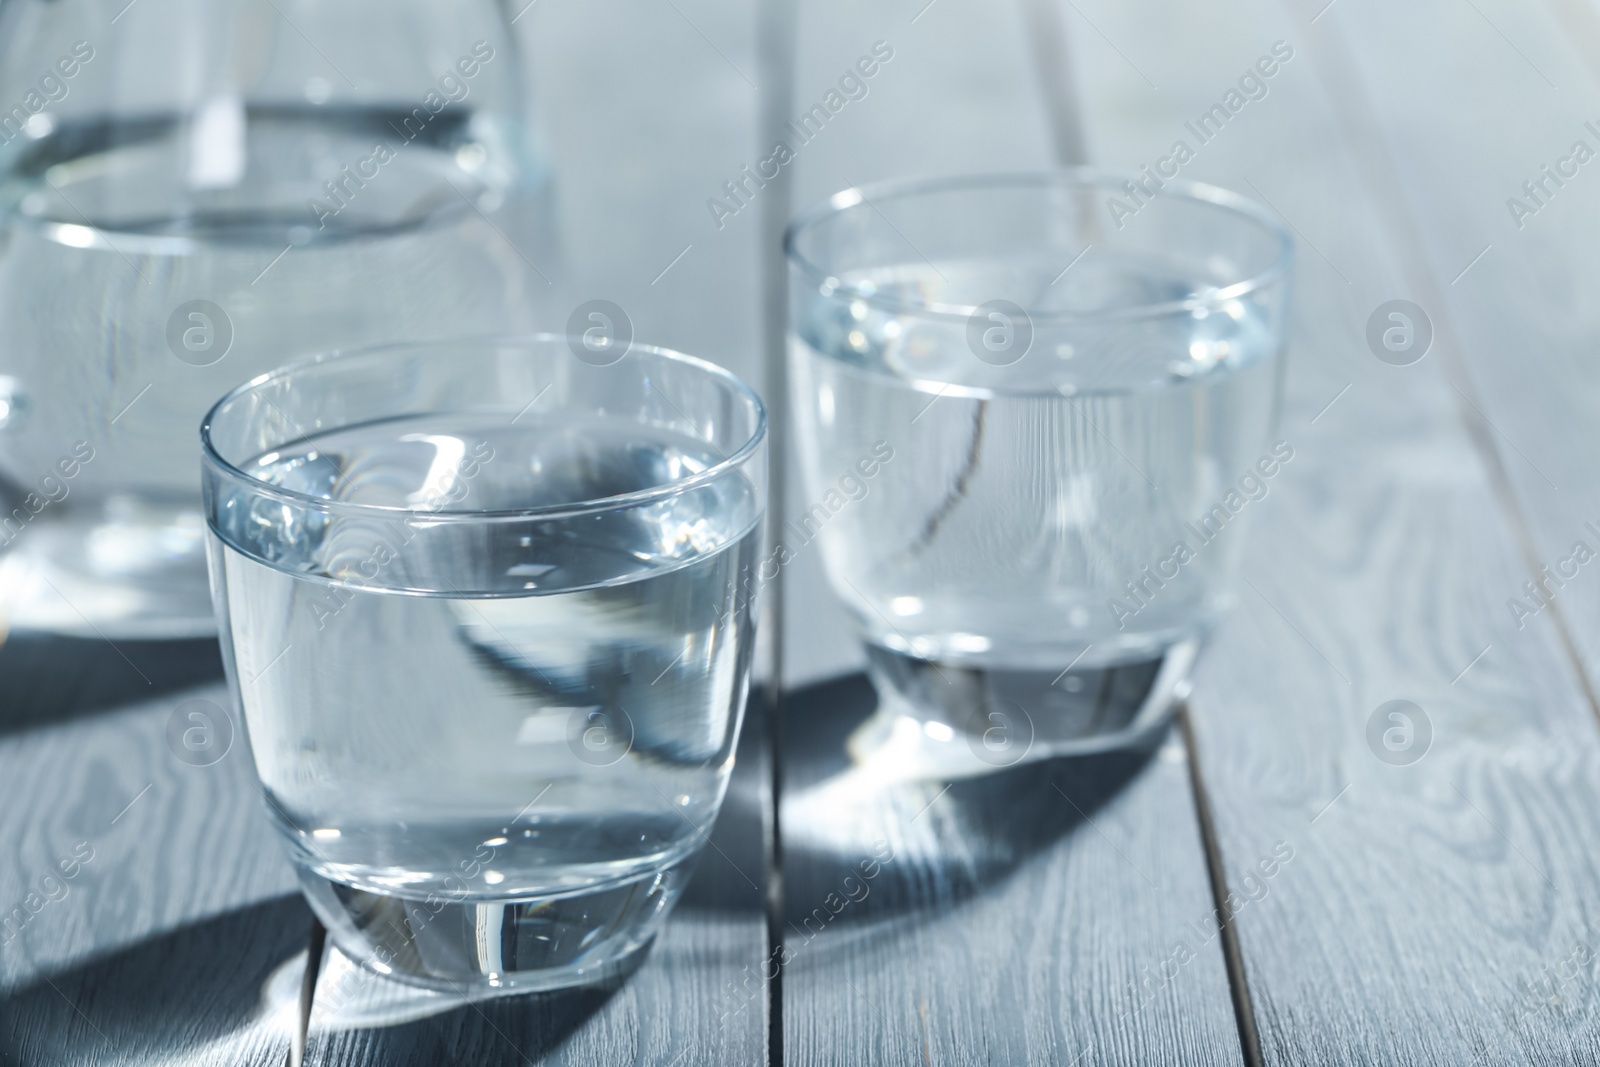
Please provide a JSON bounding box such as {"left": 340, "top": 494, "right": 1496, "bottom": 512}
{"left": 295, "top": 851, "right": 696, "bottom": 995}
{"left": 0, "top": 496, "right": 215, "bottom": 639}
{"left": 850, "top": 638, "right": 1197, "bottom": 773}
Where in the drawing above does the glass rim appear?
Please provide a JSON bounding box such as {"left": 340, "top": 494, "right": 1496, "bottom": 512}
{"left": 6, "top": 215, "right": 458, "bottom": 256}
{"left": 782, "top": 168, "right": 1295, "bottom": 324}
{"left": 0, "top": 200, "right": 485, "bottom": 255}
{"left": 200, "top": 333, "right": 768, "bottom": 524}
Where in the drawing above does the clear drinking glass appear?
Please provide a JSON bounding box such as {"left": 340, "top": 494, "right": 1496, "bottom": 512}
{"left": 785, "top": 172, "right": 1291, "bottom": 767}
{"left": 0, "top": 0, "right": 554, "bottom": 638}
{"left": 202, "top": 336, "right": 766, "bottom": 993}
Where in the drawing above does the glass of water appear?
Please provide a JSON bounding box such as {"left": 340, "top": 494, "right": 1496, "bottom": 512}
{"left": 785, "top": 172, "right": 1290, "bottom": 766}
{"left": 0, "top": 0, "right": 553, "bottom": 638}
{"left": 202, "top": 336, "right": 765, "bottom": 992}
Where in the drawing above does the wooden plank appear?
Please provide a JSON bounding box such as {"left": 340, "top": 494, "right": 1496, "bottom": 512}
{"left": 1055, "top": 0, "right": 1600, "bottom": 1060}
{"left": 780, "top": 678, "right": 1243, "bottom": 1066}
{"left": 775, "top": 3, "right": 1243, "bottom": 1063}
{"left": 1306, "top": 0, "right": 1600, "bottom": 682}
{"left": 0, "top": 658, "right": 305, "bottom": 1066}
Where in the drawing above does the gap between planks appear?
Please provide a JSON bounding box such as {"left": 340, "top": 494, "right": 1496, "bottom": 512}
{"left": 1179, "top": 705, "right": 1266, "bottom": 1067}
{"left": 757, "top": 0, "right": 800, "bottom": 1061}
{"left": 289, "top": 918, "right": 327, "bottom": 1067}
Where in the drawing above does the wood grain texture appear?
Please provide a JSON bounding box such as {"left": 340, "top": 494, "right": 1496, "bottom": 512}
{"left": 1057, "top": 0, "right": 1600, "bottom": 1060}
{"left": 1188, "top": 460, "right": 1600, "bottom": 1066}
{"left": 0, "top": 896, "right": 311, "bottom": 1067}
{"left": 779, "top": 678, "right": 1244, "bottom": 1067}
{"left": 302, "top": 693, "right": 771, "bottom": 1067}
{"left": 0, "top": 658, "right": 305, "bottom": 1066}
{"left": 1305, "top": 0, "right": 1600, "bottom": 692}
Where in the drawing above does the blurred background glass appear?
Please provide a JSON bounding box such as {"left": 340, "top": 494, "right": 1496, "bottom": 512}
{"left": 786, "top": 172, "right": 1291, "bottom": 767}
{"left": 0, "top": 0, "right": 555, "bottom": 638}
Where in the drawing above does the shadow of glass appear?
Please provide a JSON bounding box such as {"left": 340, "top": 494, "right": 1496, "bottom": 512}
{"left": 0, "top": 888, "right": 633, "bottom": 1065}
{"left": 676, "top": 684, "right": 771, "bottom": 918}
{"left": 0, "top": 894, "right": 310, "bottom": 1065}
{"left": 780, "top": 673, "right": 1161, "bottom": 927}
{"left": 304, "top": 943, "right": 633, "bottom": 1064}
{"left": 0, "top": 632, "right": 224, "bottom": 736}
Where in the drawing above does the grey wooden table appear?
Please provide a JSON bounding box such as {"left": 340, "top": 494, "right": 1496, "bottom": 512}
{"left": 6, "top": 0, "right": 1600, "bottom": 1063}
